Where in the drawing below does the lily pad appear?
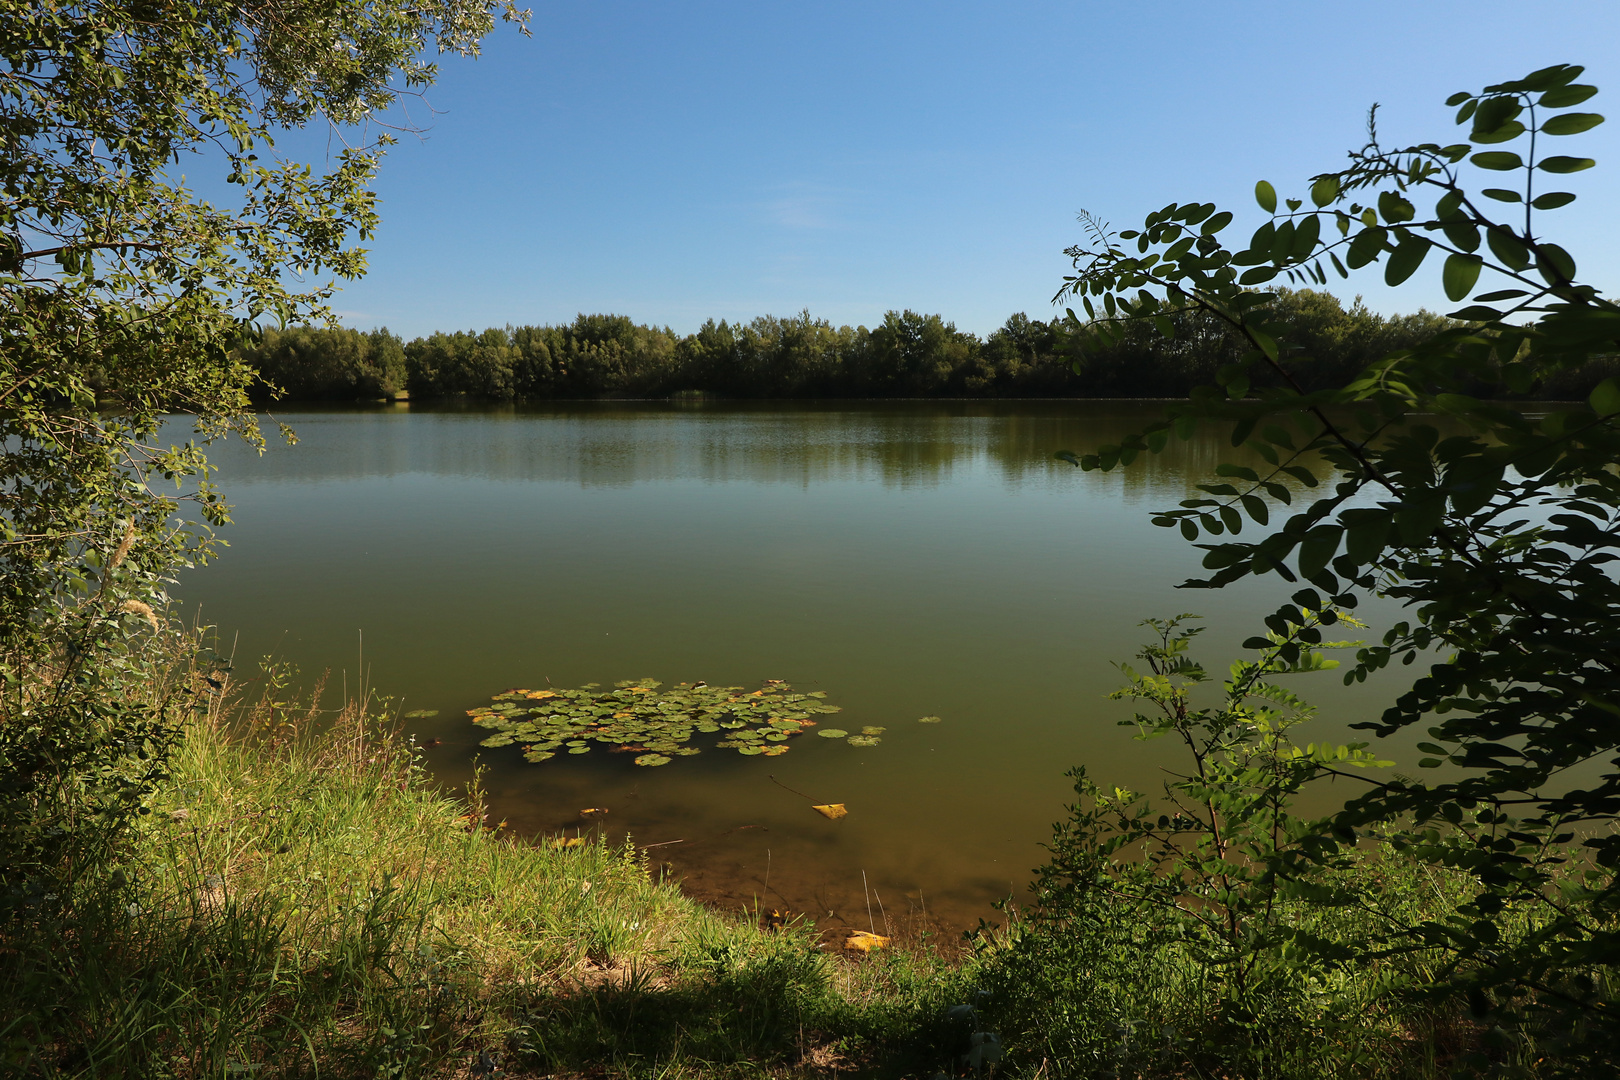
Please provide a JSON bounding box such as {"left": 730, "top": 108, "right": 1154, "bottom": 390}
{"left": 917, "top": 715, "right": 943, "bottom": 724}
{"left": 847, "top": 735, "right": 880, "bottom": 747}
{"left": 403, "top": 709, "right": 439, "bottom": 719}
{"left": 860, "top": 726, "right": 886, "bottom": 736}
{"left": 468, "top": 679, "right": 878, "bottom": 770}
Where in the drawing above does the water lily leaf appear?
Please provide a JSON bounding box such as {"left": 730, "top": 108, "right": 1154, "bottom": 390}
{"left": 633, "top": 754, "right": 671, "bottom": 767}
{"left": 469, "top": 679, "right": 870, "bottom": 771}
{"left": 403, "top": 709, "right": 439, "bottom": 718}
{"left": 847, "top": 735, "right": 880, "bottom": 747}
{"left": 813, "top": 803, "right": 848, "bottom": 820}
{"left": 917, "top": 715, "right": 943, "bottom": 724}
{"left": 844, "top": 930, "right": 889, "bottom": 952}
{"left": 818, "top": 729, "right": 849, "bottom": 739}
{"left": 860, "top": 726, "right": 886, "bottom": 736}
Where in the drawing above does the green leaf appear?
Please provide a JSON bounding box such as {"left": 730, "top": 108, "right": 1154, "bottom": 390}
{"left": 1296, "top": 526, "right": 1343, "bottom": 581}
{"left": 1255, "top": 180, "right": 1277, "bottom": 214}
{"left": 1395, "top": 491, "right": 1447, "bottom": 544}
{"left": 1538, "top": 155, "right": 1595, "bottom": 173}
{"left": 1384, "top": 234, "right": 1431, "bottom": 287}
{"left": 1442, "top": 253, "right": 1483, "bottom": 302}
{"left": 1486, "top": 227, "right": 1531, "bottom": 270}
{"left": 1470, "top": 151, "right": 1523, "bottom": 170}
{"left": 1441, "top": 221, "right": 1480, "bottom": 252}
{"left": 1201, "top": 211, "right": 1233, "bottom": 235}
{"left": 1541, "top": 112, "right": 1604, "bottom": 135}
{"left": 1347, "top": 226, "right": 1387, "bottom": 269}
{"left": 1538, "top": 84, "right": 1597, "bottom": 108}
{"left": 1310, "top": 175, "right": 1339, "bottom": 207}
{"left": 1481, "top": 188, "right": 1523, "bottom": 203}
{"left": 1536, "top": 243, "right": 1577, "bottom": 283}
{"left": 1531, "top": 192, "right": 1576, "bottom": 210}
{"left": 1377, "top": 191, "right": 1415, "bottom": 223}
{"left": 1588, "top": 378, "right": 1620, "bottom": 417}
{"left": 1472, "top": 120, "right": 1526, "bottom": 144}
{"left": 1342, "top": 510, "right": 1392, "bottom": 563}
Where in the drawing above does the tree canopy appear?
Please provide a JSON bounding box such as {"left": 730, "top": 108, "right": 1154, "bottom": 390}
{"left": 1051, "top": 63, "right": 1620, "bottom": 1061}
{"left": 0, "top": 0, "right": 524, "bottom": 900}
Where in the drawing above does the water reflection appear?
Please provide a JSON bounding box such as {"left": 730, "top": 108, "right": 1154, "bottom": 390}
{"left": 186, "top": 401, "right": 1394, "bottom": 933}
{"left": 228, "top": 401, "right": 1280, "bottom": 498}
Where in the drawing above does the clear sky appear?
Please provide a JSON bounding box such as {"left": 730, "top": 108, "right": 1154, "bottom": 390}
{"left": 301, "top": 1, "right": 1620, "bottom": 339}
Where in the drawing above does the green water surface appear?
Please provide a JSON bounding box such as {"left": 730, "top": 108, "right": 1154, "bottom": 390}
{"left": 182, "top": 401, "right": 1403, "bottom": 932}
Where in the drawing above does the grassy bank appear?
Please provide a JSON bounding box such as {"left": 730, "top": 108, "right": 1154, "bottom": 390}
{"left": 4, "top": 656, "right": 1608, "bottom": 1078}
{"left": 1, "top": 678, "right": 968, "bottom": 1078}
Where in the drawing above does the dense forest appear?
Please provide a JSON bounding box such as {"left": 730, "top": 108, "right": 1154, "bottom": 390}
{"left": 244, "top": 288, "right": 1611, "bottom": 402}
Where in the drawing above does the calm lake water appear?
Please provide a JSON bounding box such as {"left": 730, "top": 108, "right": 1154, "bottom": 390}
{"left": 182, "top": 401, "right": 1406, "bottom": 934}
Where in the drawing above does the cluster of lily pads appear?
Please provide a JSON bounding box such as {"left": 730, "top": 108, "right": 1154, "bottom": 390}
{"left": 470, "top": 679, "right": 875, "bottom": 767}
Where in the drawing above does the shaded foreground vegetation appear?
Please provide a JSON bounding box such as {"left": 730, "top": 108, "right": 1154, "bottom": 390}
{"left": 5, "top": 634, "right": 1600, "bottom": 1079}
{"left": 239, "top": 289, "right": 1620, "bottom": 403}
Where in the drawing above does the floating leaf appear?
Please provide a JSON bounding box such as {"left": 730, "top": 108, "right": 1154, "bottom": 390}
{"left": 860, "top": 726, "right": 886, "bottom": 736}
{"left": 818, "top": 729, "right": 849, "bottom": 739}
{"left": 469, "top": 679, "right": 874, "bottom": 769}
{"left": 917, "top": 716, "right": 943, "bottom": 724}
{"left": 633, "top": 754, "right": 671, "bottom": 767}
{"left": 403, "top": 709, "right": 439, "bottom": 718}
{"left": 812, "top": 803, "right": 848, "bottom": 820}
{"left": 847, "top": 735, "right": 880, "bottom": 747}
{"left": 844, "top": 930, "right": 889, "bottom": 952}
{"left": 580, "top": 807, "right": 609, "bottom": 816}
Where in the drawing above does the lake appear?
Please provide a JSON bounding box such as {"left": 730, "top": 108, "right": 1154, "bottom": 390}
{"left": 182, "top": 401, "right": 1406, "bottom": 935}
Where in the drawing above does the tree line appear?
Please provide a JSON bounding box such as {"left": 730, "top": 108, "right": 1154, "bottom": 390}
{"left": 239, "top": 288, "right": 1609, "bottom": 402}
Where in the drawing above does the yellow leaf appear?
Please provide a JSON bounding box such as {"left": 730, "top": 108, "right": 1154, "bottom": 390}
{"left": 579, "top": 807, "right": 608, "bottom": 817}
{"left": 547, "top": 836, "right": 584, "bottom": 849}
{"left": 844, "top": 930, "right": 890, "bottom": 952}
{"left": 812, "top": 803, "right": 847, "bottom": 820}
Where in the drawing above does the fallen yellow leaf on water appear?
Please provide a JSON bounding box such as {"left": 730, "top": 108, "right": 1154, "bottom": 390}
{"left": 812, "top": 803, "right": 847, "bottom": 820}
{"left": 844, "top": 931, "right": 890, "bottom": 952}
{"left": 580, "top": 807, "right": 608, "bottom": 817}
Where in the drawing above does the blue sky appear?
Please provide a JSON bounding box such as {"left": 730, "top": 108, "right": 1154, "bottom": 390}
{"left": 299, "top": 1, "right": 1620, "bottom": 338}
